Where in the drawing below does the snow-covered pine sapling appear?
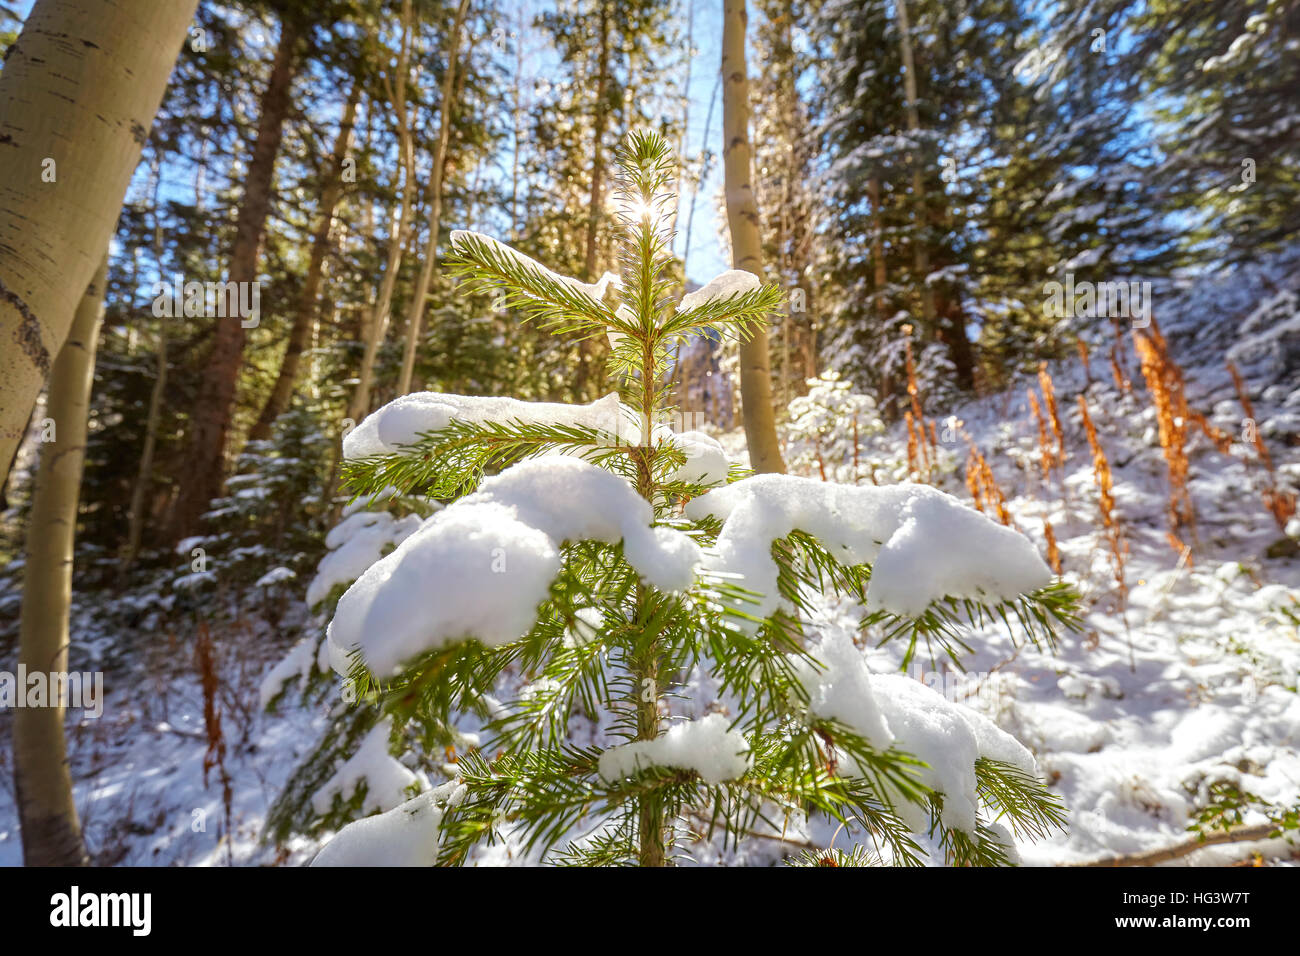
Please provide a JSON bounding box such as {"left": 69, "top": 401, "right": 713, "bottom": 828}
{"left": 315, "top": 130, "right": 1078, "bottom": 867}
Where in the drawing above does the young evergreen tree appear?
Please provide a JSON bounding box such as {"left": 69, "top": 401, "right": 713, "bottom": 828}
{"left": 521, "top": 0, "right": 683, "bottom": 402}
{"left": 291, "top": 131, "right": 1077, "bottom": 867}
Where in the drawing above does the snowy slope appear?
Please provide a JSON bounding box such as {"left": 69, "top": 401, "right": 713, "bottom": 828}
{"left": 2, "top": 253, "right": 1298, "bottom": 867}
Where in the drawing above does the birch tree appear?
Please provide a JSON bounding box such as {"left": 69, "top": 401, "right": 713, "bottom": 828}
{"left": 0, "top": 0, "right": 198, "bottom": 493}
{"left": 347, "top": 2, "right": 417, "bottom": 424}
{"left": 395, "top": 0, "right": 471, "bottom": 397}
{"left": 722, "top": 0, "right": 785, "bottom": 474}
{"left": 14, "top": 255, "right": 107, "bottom": 867}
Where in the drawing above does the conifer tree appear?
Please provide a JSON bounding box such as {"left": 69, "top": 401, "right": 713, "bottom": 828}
{"left": 291, "top": 130, "right": 1076, "bottom": 867}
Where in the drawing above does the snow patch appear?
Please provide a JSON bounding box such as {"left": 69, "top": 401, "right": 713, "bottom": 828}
{"left": 329, "top": 458, "right": 702, "bottom": 675}
{"left": 311, "top": 718, "right": 422, "bottom": 817}
{"left": 343, "top": 391, "right": 629, "bottom": 460}
{"left": 685, "top": 475, "right": 1051, "bottom": 630}
{"left": 310, "top": 780, "right": 465, "bottom": 867}
{"left": 598, "top": 713, "right": 751, "bottom": 785}
{"left": 678, "top": 270, "right": 761, "bottom": 312}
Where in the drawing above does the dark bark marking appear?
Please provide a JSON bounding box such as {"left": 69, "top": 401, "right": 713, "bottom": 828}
{"left": 0, "top": 273, "right": 50, "bottom": 375}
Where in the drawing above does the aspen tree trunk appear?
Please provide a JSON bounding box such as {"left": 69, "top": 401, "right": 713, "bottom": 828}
{"left": 13, "top": 255, "right": 107, "bottom": 866}
{"left": 584, "top": 1, "right": 612, "bottom": 282}
{"left": 169, "top": 15, "right": 301, "bottom": 537}
{"left": 509, "top": 6, "right": 527, "bottom": 239}
{"left": 722, "top": 0, "right": 785, "bottom": 474}
{"left": 893, "top": 0, "right": 935, "bottom": 325}
{"left": 347, "top": 5, "right": 416, "bottom": 424}
{"left": 0, "top": 0, "right": 198, "bottom": 493}
{"left": 396, "top": 0, "right": 471, "bottom": 397}
{"left": 251, "top": 81, "right": 362, "bottom": 438}
{"left": 573, "top": 0, "right": 613, "bottom": 398}
{"left": 779, "top": 170, "right": 791, "bottom": 408}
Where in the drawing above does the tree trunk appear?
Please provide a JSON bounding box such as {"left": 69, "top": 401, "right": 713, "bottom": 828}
{"left": 0, "top": 0, "right": 198, "bottom": 493}
{"left": 14, "top": 254, "right": 107, "bottom": 866}
{"left": 573, "top": 0, "right": 612, "bottom": 398}
{"left": 509, "top": 6, "right": 527, "bottom": 239}
{"left": 347, "top": 5, "right": 416, "bottom": 425}
{"left": 722, "top": 0, "right": 785, "bottom": 474}
{"left": 396, "top": 0, "right": 471, "bottom": 397}
{"left": 893, "top": 0, "right": 935, "bottom": 325}
{"left": 169, "top": 15, "right": 301, "bottom": 538}
{"left": 121, "top": 325, "right": 166, "bottom": 574}
{"left": 122, "top": 160, "right": 171, "bottom": 573}
{"left": 584, "top": 1, "right": 612, "bottom": 282}
{"left": 935, "top": 274, "right": 976, "bottom": 391}
{"left": 250, "top": 80, "right": 361, "bottom": 439}
{"left": 869, "top": 174, "right": 896, "bottom": 400}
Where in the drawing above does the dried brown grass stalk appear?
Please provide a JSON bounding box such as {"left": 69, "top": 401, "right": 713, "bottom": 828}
{"left": 1229, "top": 361, "right": 1297, "bottom": 529}
{"left": 195, "top": 620, "right": 234, "bottom": 865}
{"left": 1028, "top": 389, "right": 1053, "bottom": 482}
{"left": 1110, "top": 318, "right": 1132, "bottom": 393}
{"left": 1188, "top": 409, "right": 1234, "bottom": 455}
{"left": 1076, "top": 335, "right": 1091, "bottom": 386}
{"left": 1133, "top": 318, "right": 1195, "bottom": 554}
{"left": 1109, "top": 345, "right": 1130, "bottom": 393}
{"left": 902, "top": 325, "right": 936, "bottom": 480}
{"left": 1037, "top": 363, "right": 1066, "bottom": 466}
{"left": 1043, "top": 518, "right": 1063, "bottom": 575}
{"left": 963, "top": 437, "right": 1013, "bottom": 527}
{"left": 1079, "top": 395, "right": 1128, "bottom": 617}
{"left": 965, "top": 446, "right": 983, "bottom": 509}
{"left": 905, "top": 411, "right": 921, "bottom": 479}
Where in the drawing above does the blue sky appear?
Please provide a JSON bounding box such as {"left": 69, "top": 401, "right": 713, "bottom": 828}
{"left": 674, "top": 0, "right": 730, "bottom": 283}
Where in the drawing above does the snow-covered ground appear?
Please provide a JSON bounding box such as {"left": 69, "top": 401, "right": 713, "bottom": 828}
{"left": 2, "top": 255, "right": 1298, "bottom": 867}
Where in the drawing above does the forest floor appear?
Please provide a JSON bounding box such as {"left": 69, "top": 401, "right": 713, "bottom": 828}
{"left": 1, "top": 257, "right": 1298, "bottom": 867}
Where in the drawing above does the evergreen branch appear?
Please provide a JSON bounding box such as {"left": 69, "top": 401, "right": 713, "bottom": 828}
{"left": 444, "top": 232, "right": 628, "bottom": 338}
{"left": 784, "top": 845, "right": 886, "bottom": 867}
{"left": 975, "top": 757, "right": 1069, "bottom": 842}
{"left": 341, "top": 418, "right": 636, "bottom": 500}
{"left": 862, "top": 581, "right": 1082, "bottom": 668}
{"left": 660, "top": 285, "right": 786, "bottom": 342}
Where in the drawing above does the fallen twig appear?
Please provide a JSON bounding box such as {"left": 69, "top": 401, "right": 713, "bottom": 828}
{"left": 1067, "top": 823, "right": 1283, "bottom": 867}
